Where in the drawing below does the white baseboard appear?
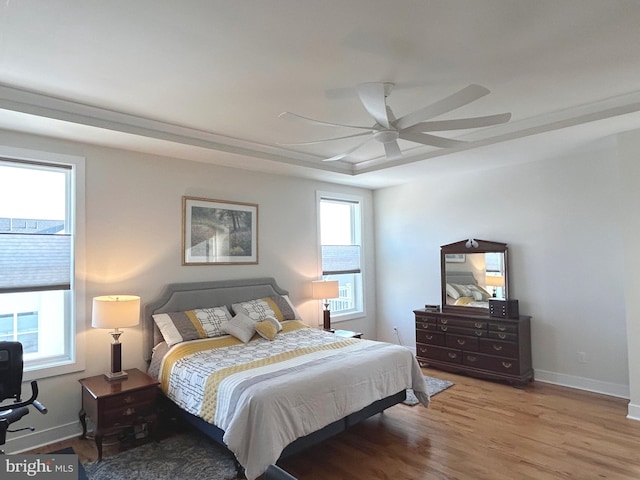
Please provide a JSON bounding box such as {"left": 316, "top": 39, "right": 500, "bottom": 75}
{"left": 627, "top": 403, "right": 640, "bottom": 421}
{"left": 4, "top": 421, "right": 83, "bottom": 454}
{"left": 533, "top": 369, "right": 630, "bottom": 399}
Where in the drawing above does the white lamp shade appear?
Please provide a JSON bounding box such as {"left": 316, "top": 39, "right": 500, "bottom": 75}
{"left": 92, "top": 295, "right": 141, "bottom": 329}
{"left": 485, "top": 275, "right": 505, "bottom": 288}
{"left": 311, "top": 280, "right": 339, "bottom": 300}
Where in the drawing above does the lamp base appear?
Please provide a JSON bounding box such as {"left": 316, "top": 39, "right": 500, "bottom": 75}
{"left": 104, "top": 370, "right": 128, "bottom": 381}
{"left": 323, "top": 309, "right": 331, "bottom": 331}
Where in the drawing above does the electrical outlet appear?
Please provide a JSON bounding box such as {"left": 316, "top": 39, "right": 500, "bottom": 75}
{"left": 578, "top": 352, "right": 587, "bottom": 364}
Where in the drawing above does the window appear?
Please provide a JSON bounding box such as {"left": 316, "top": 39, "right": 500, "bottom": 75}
{"left": 318, "top": 193, "right": 363, "bottom": 320}
{"left": 0, "top": 155, "right": 83, "bottom": 375}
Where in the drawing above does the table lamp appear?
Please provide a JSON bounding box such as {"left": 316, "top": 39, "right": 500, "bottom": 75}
{"left": 485, "top": 275, "right": 504, "bottom": 298}
{"left": 312, "top": 280, "right": 339, "bottom": 331}
{"left": 92, "top": 295, "right": 140, "bottom": 380}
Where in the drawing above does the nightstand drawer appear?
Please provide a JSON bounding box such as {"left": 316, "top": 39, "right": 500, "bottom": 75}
{"left": 103, "top": 403, "right": 155, "bottom": 425}
{"left": 103, "top": 388, "right": 156, "bottom": 411}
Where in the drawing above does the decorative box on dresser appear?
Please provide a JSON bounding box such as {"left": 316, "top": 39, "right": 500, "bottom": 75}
{"left": 414, "top": 308, "right": 533, "bottom": 387}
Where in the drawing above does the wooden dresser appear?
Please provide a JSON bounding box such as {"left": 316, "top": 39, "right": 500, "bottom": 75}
{"left": 414, "top": 308, "right": 533, "bottom": 387}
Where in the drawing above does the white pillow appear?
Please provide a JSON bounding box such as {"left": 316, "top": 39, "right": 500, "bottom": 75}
{"left": 222, "top": 312, "right": 256, "bottom": 343}
{"left": 446, "top": 283, "right": 460, "bottom": 299}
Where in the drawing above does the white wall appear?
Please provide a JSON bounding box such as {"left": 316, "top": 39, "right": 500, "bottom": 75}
{"left": 374, "top": 137, "right": 630, "bottom": 398}
{"left": 0, "top": 130, "right": 376, "bottom": 451}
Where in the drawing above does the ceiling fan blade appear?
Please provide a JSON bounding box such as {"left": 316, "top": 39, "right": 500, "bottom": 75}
{"left": 395, "top": 84, "right": 491, "bottom": 130}
{"left": 278, "top": 131, "right": 372, "bottom": 146}
{"left": 356, "top": 82, "right": 391, "bottom": 128}
{"left": 404, "top": 112, "right": 512, "bottom": 133}
{"left": 399, "top": 131, "right": 467, "bottom": 149}
{"left": 384, "top": 140, "right": 403, "bottom": 160}
{"left": 323, "top": 138, "right": 372, "bottom": 162}
{"left": 279, "top": 112, "right": 372, "bottom": 131}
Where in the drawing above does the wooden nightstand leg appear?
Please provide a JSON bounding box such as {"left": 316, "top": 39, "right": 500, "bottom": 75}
{"left": 79, "top": 408, "right": 87, "bottom": 439}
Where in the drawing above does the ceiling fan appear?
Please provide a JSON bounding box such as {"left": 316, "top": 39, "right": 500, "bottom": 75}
{"left": 279, "top": 83, "right": 511, "bottom": 162}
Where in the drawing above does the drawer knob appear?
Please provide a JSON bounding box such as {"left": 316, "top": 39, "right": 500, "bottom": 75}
{"left": 467, "top": 355, "right": 477, "bottom": 362}
{"left": 498, "top": 333, "right": 507, "bottom": 339}
{"left": 419, "top": 323, "right": 428, "bottom": 329}
{"left": 493, "top": 345, "right": 503, "bottom": 351}
{"left": 457, "top": 339, "right": 466, "bottom": 345}
{"left": 419, "top": 347, "right": 428, "bottom": 353}
{"left": 474, "top": 322, "right": 483, "bottom": 328}
{"left": 448, "top": 352, "right": 457, "bottom": 359}
{"left": 441, "top": 319, "right": 448, "bottom": 325}
{"left": 123, "top": 407, "right": 135, "bottom": 416}
{"left": 440, "top": 326, "right": 448, "bottom": 332}
{"left": 425, "top": 334, "right": 433, "bottom": 340}
{"left": 123, "top": 395, "right": 134, "bottom": 404}
{"left": 475, "top": 331, "right": 483, "bottom": 337}
{"left": 501, "top": 362, "right": 512, "bottom": 369}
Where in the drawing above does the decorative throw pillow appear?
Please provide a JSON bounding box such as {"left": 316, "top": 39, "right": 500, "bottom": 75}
{"left": 263, "top": 315, "right": 282, "bottom": 332}
{"left": 231, "top": 295, "right": 298, "bottom": 322}
{"left": 153, "top": 306, "right": 232, "bottom": 346}
{"left": 254, "top": 320, "right": 278, "bottom": 341}
{"left": 222, "top": 312, "right": 256, "bottom": 343}
{"left": 446, "top": 283, "right": 461, "bottom": 299}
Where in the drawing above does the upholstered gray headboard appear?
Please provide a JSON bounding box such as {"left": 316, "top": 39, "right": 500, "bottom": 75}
{"left": 142, "top": 277, "right": 289, "bottom": 361}
{"left": 445, "top": 271, "right": 478, "bottom": 286}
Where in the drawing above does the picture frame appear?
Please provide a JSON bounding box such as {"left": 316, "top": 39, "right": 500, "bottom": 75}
{"left": 182, "top": 196, "right": 258, "bottom": 265}
{"left": 445, "top": 253, "right": 465, "bottom": 263}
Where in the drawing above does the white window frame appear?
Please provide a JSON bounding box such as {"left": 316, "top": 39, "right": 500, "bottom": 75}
{"left": 316, "top": 191, "right": 365, "bottom": 322}
{"left": 0, "top": 146, "right": 86, "bottom": 380}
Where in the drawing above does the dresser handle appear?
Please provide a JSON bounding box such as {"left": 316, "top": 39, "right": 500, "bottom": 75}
{"left": 493, "top": 345, "right": 503, "bottom": 351}
{"left": 475, "top": 331, "right": 483, "bottom": 336}
{"left": 457, "top": 339, "right": 466, "bottom": 345}
{"left": 498, "top": 326, "right": 507, "bottom": 331}
{"left": 419, "top": 323, "right": 428, "bottom": 329}
{"left": 425, "top": 334, "right": 433, "bottom": 340}
{"left": 440, "top": 326, "right": 448, "bottom": 332}
{"left": 448, "top": 352, "right": 457, "bottom": 359}
{"left": 122, "top": 407, "right": 135, "bottom": 416}
{"left": 467, "top": 355, "right": 477, "bottom": 362}
{"left": 123, "top": 395, "right": 134, "bottom": 404}
{"left": 498, "top": 333, "right": 507, "bottom": 339}
{"left": 474, "top": 322, "right": 483, "bottom": 328}
{"left": 419, "top": 347, "right": 428, "bottom": 353}
{"left": 501, "top": 362, "right": 512, "bottom": 369}
{"left": 441, "top": 319, "right": 448, "bottom": 325}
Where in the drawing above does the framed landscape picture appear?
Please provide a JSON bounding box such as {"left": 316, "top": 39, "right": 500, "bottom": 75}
{"left": 182, "top": 196, "right": 258, "bottom": 265}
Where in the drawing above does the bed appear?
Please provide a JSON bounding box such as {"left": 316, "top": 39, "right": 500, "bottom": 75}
{"left": 143, "top": 277, "right": 429, "bottom": 480}
{"left": 445, "top": 271, "right": 491, "bottom": 308}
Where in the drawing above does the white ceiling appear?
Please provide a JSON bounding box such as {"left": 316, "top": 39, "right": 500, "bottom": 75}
{"left": 1, "top": 0, "right": 640, "bottom": 189}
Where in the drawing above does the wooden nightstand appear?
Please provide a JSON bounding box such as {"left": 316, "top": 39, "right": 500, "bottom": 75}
{"left": 333, "top": 329, "right": 363, "bottom": 339}
{"left": 79, "top": 368, "right": 159, "bottom": 461}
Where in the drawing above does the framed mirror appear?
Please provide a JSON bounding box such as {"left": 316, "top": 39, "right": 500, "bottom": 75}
{"left": 440, "top": 239, "right": 509, "bottom": 315}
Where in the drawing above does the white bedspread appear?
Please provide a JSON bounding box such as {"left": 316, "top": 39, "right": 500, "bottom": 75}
{"left": 154, "top": 322, "right": 429, "bottom": 480}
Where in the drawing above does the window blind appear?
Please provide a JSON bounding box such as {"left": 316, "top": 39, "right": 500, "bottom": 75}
{"left": 0, "top": 233, "right": 71, "bottom": 293}
{"left": 321, "top": 245, "right": 361, "bottom": 275}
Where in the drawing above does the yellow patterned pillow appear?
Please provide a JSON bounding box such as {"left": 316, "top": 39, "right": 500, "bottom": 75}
{"left": 254, "top": 320, "right": 278, "bottom": 341}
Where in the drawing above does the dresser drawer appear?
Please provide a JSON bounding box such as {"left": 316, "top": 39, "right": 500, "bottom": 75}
{"left": 488, "top": 322, "right": 518, "bottom": 334}
{"left": 416, "top": 344, "right": 463, "bottom": 364}
{"left": 102, "top": 388, "right": 156, "bottom": 411}
{"left": 416, "top": 314, "right": 437, "bottom": 324}
{"left": 446, "top": 334, "right": 479, "bottom": 351}
{"left": 438, "top": 325, "right": 488, "bottom": 337}
{"left": 463, "top": 352, "right": 521, "bottom": 374}
{"left": 488, "top": 331, "right": 517, "bottom": 342}
{"left": 438, "top": 317, "right": 488, "bottom": 329}
{"left": 416, "top": 320, "right": 438, "bottom": 331}
{"left": 416, "top": 330, "right": 445, "bottom": 345}
{"left": 479, "top": 339, "right": 518, "bottom": 358}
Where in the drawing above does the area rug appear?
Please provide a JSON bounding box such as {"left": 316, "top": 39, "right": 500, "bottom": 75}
{"left": 403, "top": 375, "right": 454, "bottom": 406}
{"left": 83, "top": 432, "right": 238, "bottom": 480}
{"left": 52, "top": 447, "right": 88, "bottom": 480}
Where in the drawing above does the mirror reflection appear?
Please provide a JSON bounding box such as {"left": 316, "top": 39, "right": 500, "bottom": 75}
{"left": 441, "top": 239, "right": 508, "bottom": 313}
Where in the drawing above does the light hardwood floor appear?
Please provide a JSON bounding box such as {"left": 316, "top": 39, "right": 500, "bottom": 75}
{"left": 29, "top": 368, "right": 640, "bottom": 479}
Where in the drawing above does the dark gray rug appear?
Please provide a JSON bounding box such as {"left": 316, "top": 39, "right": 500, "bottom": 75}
{"left": 83, "top": 432, "right": 238, "bottom": 480}
{"left": 404, "top": 375, "right": 454, "bottom": 405}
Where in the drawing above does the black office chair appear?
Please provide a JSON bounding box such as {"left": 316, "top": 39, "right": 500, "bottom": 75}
{"left": 0, "top": 341, "right": 47, "bottom": 454}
